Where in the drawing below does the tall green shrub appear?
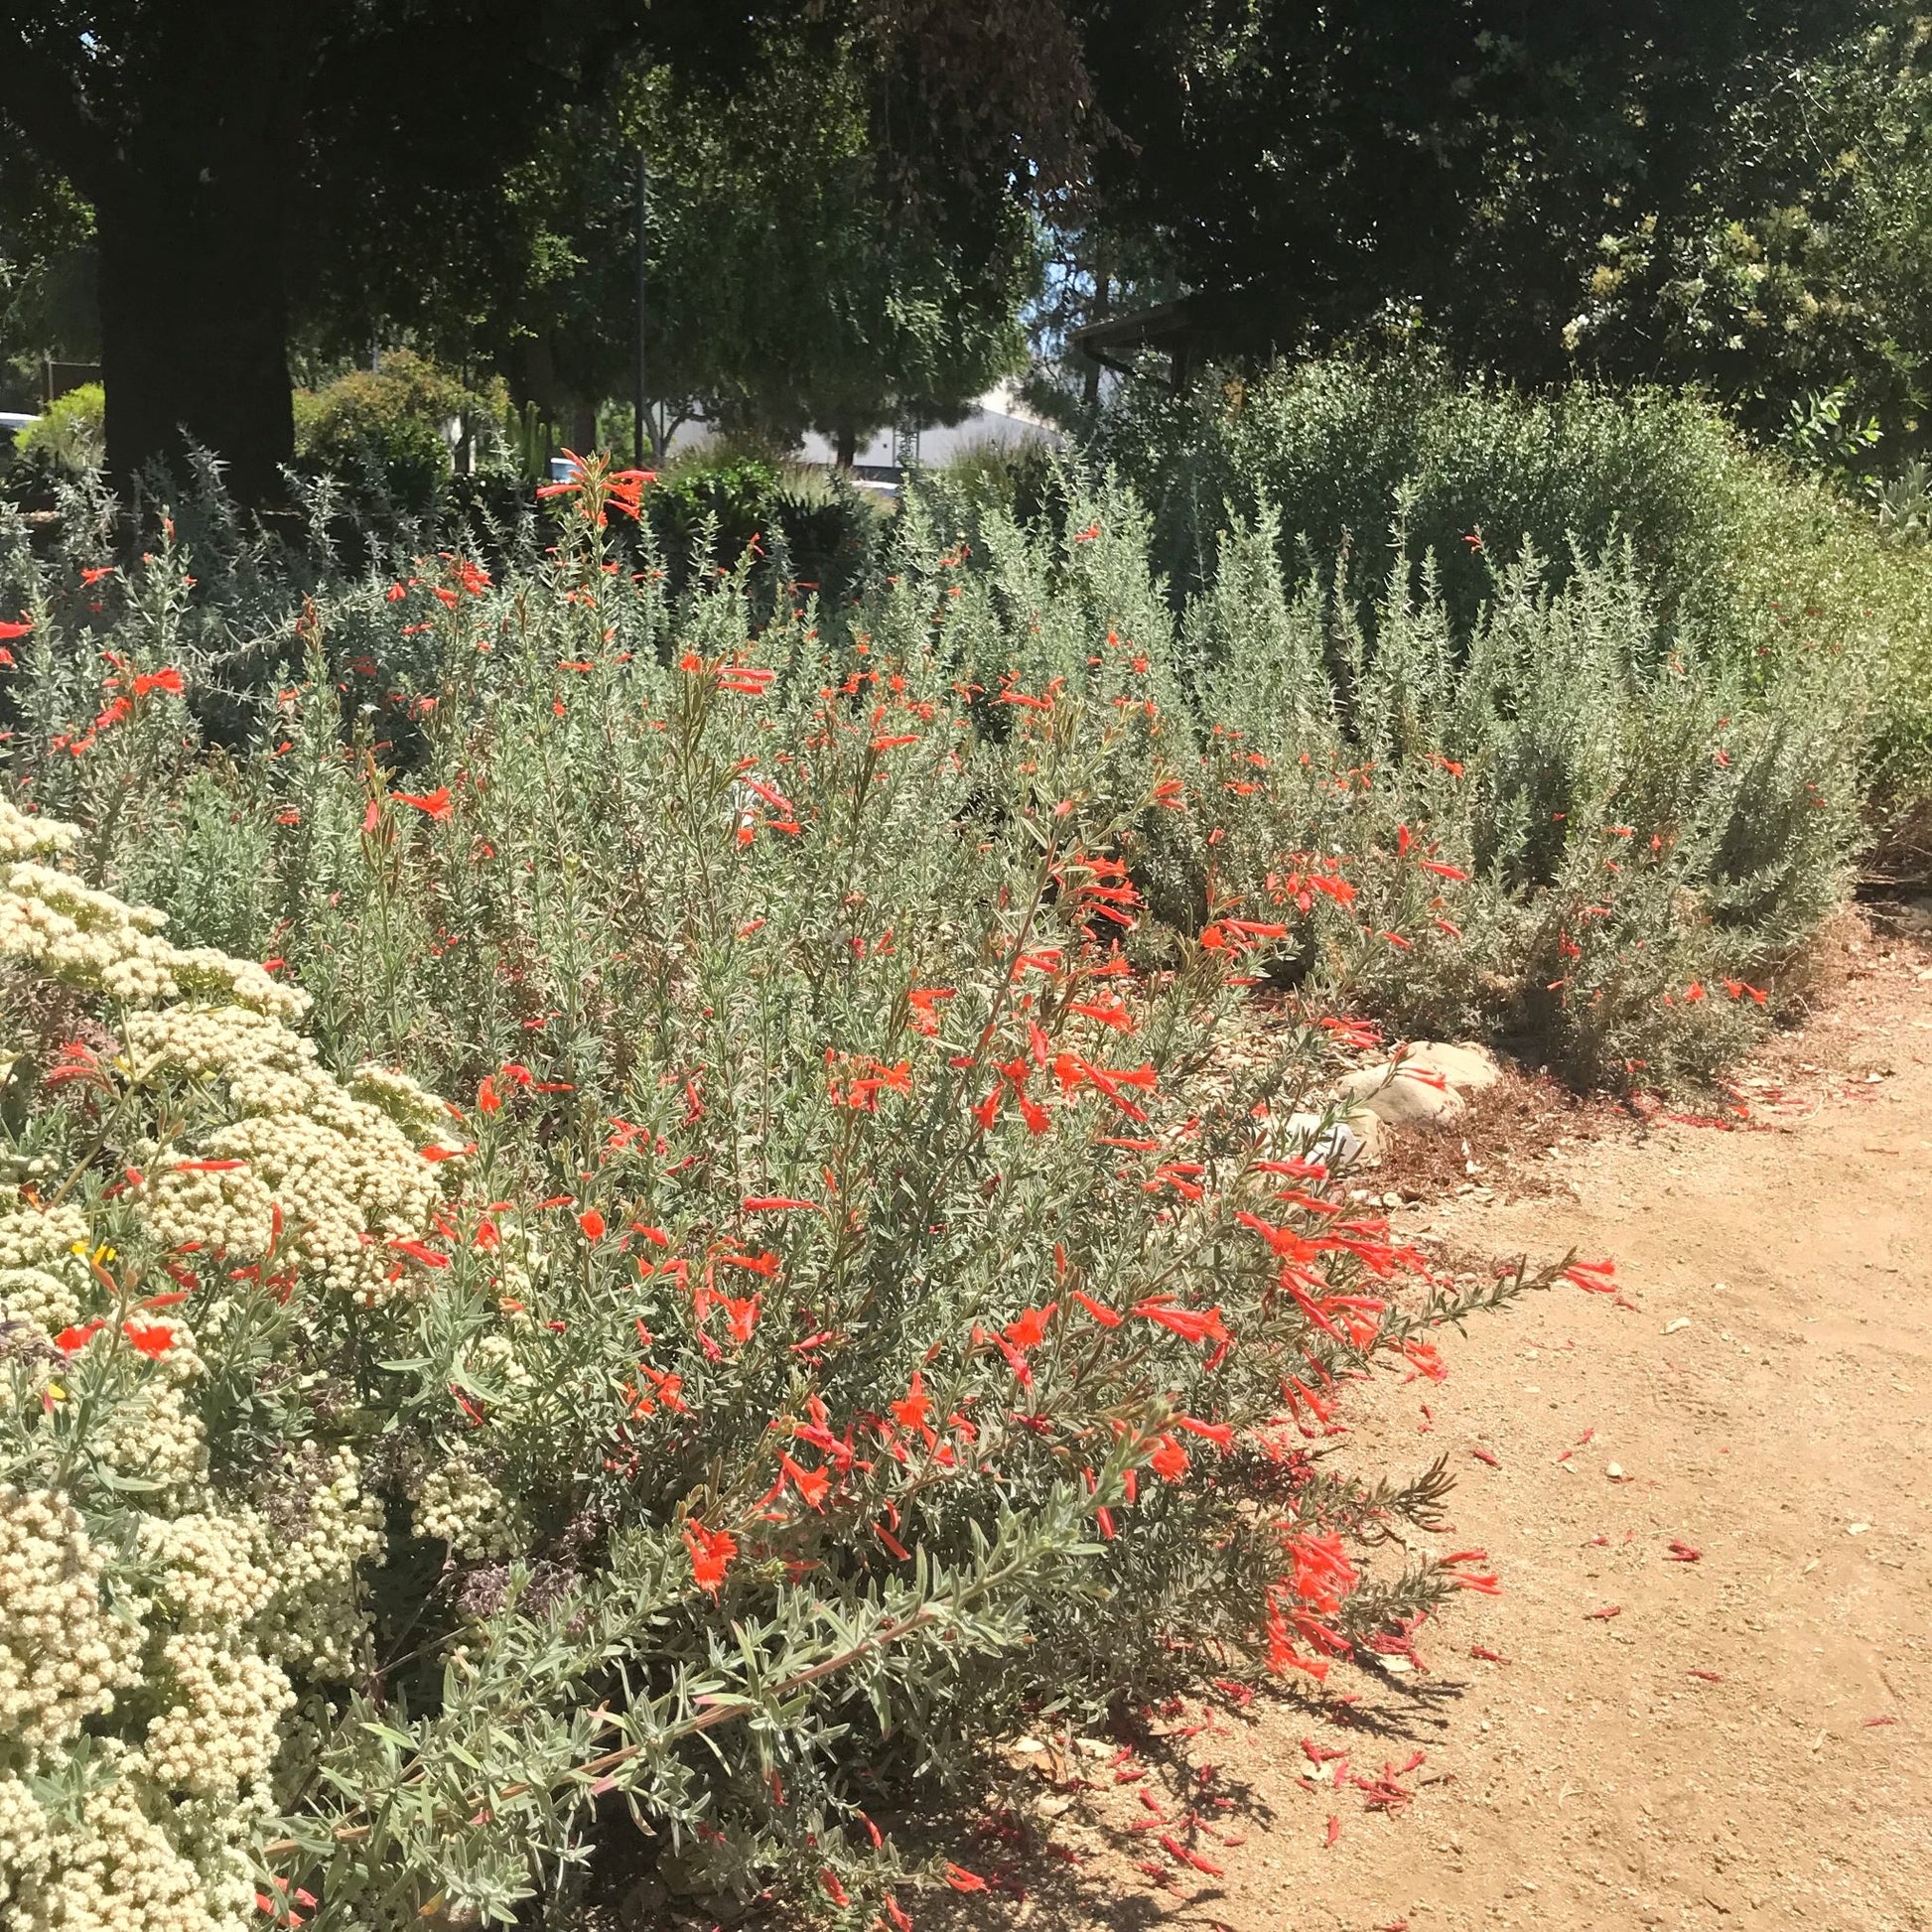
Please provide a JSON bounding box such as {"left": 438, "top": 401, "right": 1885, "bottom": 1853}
{"left": 11, "top": 382, "right": 105, "bottom": 474}
{"left": 1090, "top": 351, "right": 1932, "bottom": 806}
{"left": 294, "top": 353, "right": 505, "bottom": 511}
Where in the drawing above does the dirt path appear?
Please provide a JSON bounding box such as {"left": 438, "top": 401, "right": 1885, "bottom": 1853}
{"left": 943, "top": 928, "right": 1932, "bottom": 1932}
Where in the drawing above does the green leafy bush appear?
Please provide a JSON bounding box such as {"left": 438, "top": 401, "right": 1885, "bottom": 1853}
{"left": 1089, "top": 349, "right": 1932, "bottom": 810}
{"left": 642, "top": 449, "right": 881, "bottom": 603}
{"left": 0, "top": 459, "right": 1558, "bottom": 1931}
{"left": 11, "top": 383, "right": 105, "bottom": 475}
{"left": 294, "top": 353, "right": 505, "bottom": 512}
{"left": 1090, "top": 353, "right": 1759, "bottom": 627}
{"left": 1181, "top": 516, "right": 1863, "bottom": 1087}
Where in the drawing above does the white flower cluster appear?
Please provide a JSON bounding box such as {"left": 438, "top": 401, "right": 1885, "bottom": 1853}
{"left": 0, "top": 1485, "right": 139, "bottom": 1760}
{"left": 96, "top": 1378, "right": 208, "bottom": 1492}
{"left": 255, "top": 1447, "right": 383, "bottom": 1681}
{"left": 0, "top": 804, "right": 463, "bottom": 1926}
{"left": 465, "top": 1330, "right": 533, "bottom": 1394}
{"left": 0, "top": 799, "right": 75, "bottom": 862}
{"left": 1, "top": 1447, "right": 387, "bottom": 1926}
{"left": 347, "top": 1061, "right": 463, "bottom": 1148}
{"left": 0, "top": 856, "right": 305, "bottom": 1022}
{"left": 0, "top": 805, "right": 459, "bottom": 1308}
{"left": 139, "top": 1510, "right": 279, "bottom": 1629}
{"left": 142, "top": 1633, "right": 294, "bottom": 1801}
{"left": 1, "top": 1770, "right": 233, "bottom": 1932}
{"left": 0, "top": 1774, "right": 53, "bottom": 1912}
{"left": 129, "top": 1005, "right": 446, "bottom": 1304}
{"left": 0, "top": 1196, "right": 92, "bottom": 1339}
{"left": 412, "top": 1456, "right": 518, "bottom": 1560}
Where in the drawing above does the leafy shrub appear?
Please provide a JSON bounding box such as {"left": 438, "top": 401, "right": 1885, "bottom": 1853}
{"left": 11, "top": 383, "right": 105, "bottom": 475}
{"left": 1090, "top": 349, "right": 1932, "bottom": 811}
{"left": 293, "top": 353, "right": 505, "bottom": 512}
{"left": 1184, "top": 516, "right": 1863, "bottom": 1087}
{"left": 1090, "top": 352, "right": 1757, "bottom": 626}
{"left": 0, "top": 459, "right": 1551, "bottom": 1931}
{"left": 642, "top": 449, "right": 881, "bottom": 603}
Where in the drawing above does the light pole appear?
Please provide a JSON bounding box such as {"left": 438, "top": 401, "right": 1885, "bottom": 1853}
{"left": 632, "top": 145, "right": 648, "bottom": 468}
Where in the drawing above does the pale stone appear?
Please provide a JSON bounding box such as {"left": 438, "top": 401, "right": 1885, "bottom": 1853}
{"left": 1402, "top": 1039, "right": 1503, "bottom": 1091}
{"left": 1336, "top": 1063, "right": 1469, "bottom": 1130}
{"left": 1343, "top": 1106, "right": 1388, "bottom": 1163}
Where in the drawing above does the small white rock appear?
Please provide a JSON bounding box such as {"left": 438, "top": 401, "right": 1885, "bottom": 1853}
{"left": 1847, "top": 1522, "right": 1871, "bottom": 1536}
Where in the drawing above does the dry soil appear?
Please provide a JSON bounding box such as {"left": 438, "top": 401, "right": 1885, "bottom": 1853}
{"left": 922, "top": 921, "right": 1932, "bottom": 1932}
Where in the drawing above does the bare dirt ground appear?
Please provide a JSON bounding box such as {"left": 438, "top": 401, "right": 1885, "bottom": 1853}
{"left": 925, "top": 918, "right": 1932, "bottom": 1932}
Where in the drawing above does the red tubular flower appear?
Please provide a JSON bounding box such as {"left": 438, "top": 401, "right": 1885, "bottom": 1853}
{"left": 1266, "top": 1587, "right": 1329, "bottom": 1681}
{"left": 1399, "top": 1337, "right": 1448, "bottom": 1381}
{"left": 777, "top": 1452, "right": 829, "bottom": 1509}
{"left": 1160, "top": 1834, "right": 1222, "bottom": 1876}
{"left": 1132, "top": 1299, "right": 1231, "bottom": 1346}
{"left": 1564, "top": 1257, "right": 1616, "bottom": 1293}
{"left": 387, "top": 1237, "right": 450, "bottom": 1269}
{"left": 891, "top": 1373, "right": 934, "bottom": 1435}
{"left": 1286, "top": 1531, "right": 1359, "bottom": 1613}
{"left": 682, "top": 1519, "right": 737, "bottom": 1595}
{"left": 1003, "top": 1304, "right": 1055, "bottom": 1351}
{"left": 1174, "top": 1415, "right": 1234, "bottom": 1450}
{"left": 395, "top": 787, "right": 454, "bottom": 821}
{"left": 121, "top": 1321, "right": 176, "bottom": 1359}
{"left": 990, "top": 1327, "right": 1034, "bottom": 1388}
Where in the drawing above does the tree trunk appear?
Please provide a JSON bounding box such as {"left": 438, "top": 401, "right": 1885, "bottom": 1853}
{"left": 834, "top": 425, "right": 858, "bottom": 469}
{"left": 92, "top": 4, "right": 308, "bottom": 507}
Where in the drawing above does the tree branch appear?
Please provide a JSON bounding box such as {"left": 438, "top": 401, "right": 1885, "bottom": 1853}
{"left": 0, "top": 27, "right": 108, "bottom": 197}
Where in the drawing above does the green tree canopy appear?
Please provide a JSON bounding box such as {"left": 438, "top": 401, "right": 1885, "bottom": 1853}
{"left": 318, "top": 41, "right": 1037, "bottom": 461}
{"left": 1568, "top": 5, "right": 1932, "bottom": 452}
{"left": 1063, "top": 0, "right": 1860, "bottom": 378}
{"left": 0, "top": 0, "right": 1085, "bottom": 500}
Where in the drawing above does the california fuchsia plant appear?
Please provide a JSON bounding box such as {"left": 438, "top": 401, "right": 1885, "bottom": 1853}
{"left": 0, "top": 458, "right": 1561, "bottom": 1932}
{"left": 0, "top": 444, "right": 1863, "bottom": 1927}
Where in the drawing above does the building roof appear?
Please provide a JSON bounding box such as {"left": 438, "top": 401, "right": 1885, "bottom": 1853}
{"left": 1072, "top": 287, "right": 1281, "bottom": 386}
